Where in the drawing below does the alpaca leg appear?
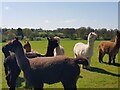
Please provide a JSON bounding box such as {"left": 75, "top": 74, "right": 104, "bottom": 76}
{"left": 108, "top": 55, "right": 112, "bottom": 65}
{"left": 113, "top": 55, "right": 116, "bottom": 64}
{"left": 86, "top": 64, "right": 91, "bottom": 70}
{"left": 62, "top": 81, "right": 77, "bottom": 90}
{"left": 61, "top": 78, "right": 77, "bottom": 90}
{"left": 98, "top": 51, "right": 105, "bottom": 63}
{"left": 9, "top": 87, "right": 15, "bottom": 90}
{"left": 6, "top": 72, "right": 12, "bottom": 87}
{"left": 4, "top": 64, "right": 12, "bottom": 87}
{"left": 34, "top": 83, "right": 44, "bottom": 90}
{"left": 83, "top": 60, "right": 90, "bottom": 69}
{"left": 74, "top": 53, "right": 77, "bottom": 58}
{"left": 6, "top": 65, "right": 21, "bottom": 89}
{"left": 4, "top": 62, "right": 9, "bottom": 76}
{"left": 34, "top": 88, "right": 43, "bottom": 90}
{"left": 6, "top": 73, "right": 16, "bottom": 90}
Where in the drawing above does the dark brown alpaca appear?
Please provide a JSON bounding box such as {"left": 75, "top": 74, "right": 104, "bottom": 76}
{"left": 2, "top": 47, "right": 20, "bottom": 90}
{"left": 5, "top": 37, "right": 88, "bottom": 90}
{"left": 2, "top": 37, "right": 59, "bottom": 90}
{"left": 98, "top": 31, "right": 120, "bottom": 64}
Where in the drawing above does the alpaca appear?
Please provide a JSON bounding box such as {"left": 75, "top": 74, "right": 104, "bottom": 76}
{"left": 2, "top": 37, "right": 59, "bottom": 89}
{"left": 2, "top": 46, "right": 21, "bottom": 90}
{"left": 23, "top": 40, "right": 43, "bottom": 58}
{"left": 44, "top": 37, "right": 59, "bottom": 56}
{"left": 24, "top": 37, "right": 59, "bottom": 58}
{"left": 73, "top": 32, "right": 97, "bottom": 69}
{"left": 98, "top": 31, "right": 120, "bottom": 64}
{"left": 53, "top": 36, "right": 64, "bottom": 56}
{"left": 5, "top": 37, "right": 88, "bottom": 90}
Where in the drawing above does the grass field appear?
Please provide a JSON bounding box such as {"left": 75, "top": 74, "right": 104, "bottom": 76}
{"left": 1, "top": 38, "right": 120, "bottom": 89}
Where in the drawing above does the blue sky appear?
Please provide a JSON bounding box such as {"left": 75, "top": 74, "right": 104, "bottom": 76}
{"left": 1, "top": 2, "right": 118, "bottom": 30}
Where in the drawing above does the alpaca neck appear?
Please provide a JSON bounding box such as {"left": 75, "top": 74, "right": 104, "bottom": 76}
{"left": 26, "top": 47, "right": 31, "bottom": 52}
{"left": 45, "top": 46, "right": 54, "bottom": 56}
{"left": 87, "top": 40, "right": 94, "bottom": 48}
{"left": 14, "top": 45, "right": 33, "bottom": 86}
{"left": 26, "top": 49, "right": 31, "bottom": 52}
{"left": 114, "top": 37, "right": 120, "bottom": 48}
{"left": 14, "top": 45, "right": 31, "bottom": 71}
{"left": 55, "top": 46, "right": 61, "bottom": 55}
{"left": 56, "top": 46, "right": 61, "bottom": 51}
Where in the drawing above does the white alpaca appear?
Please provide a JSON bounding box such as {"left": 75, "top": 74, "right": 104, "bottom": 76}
{"left": 54, "top": 36, "right": 64, "bottom": 56}
{"left": 73, "top": 32, "right": 97, "bottom": 69}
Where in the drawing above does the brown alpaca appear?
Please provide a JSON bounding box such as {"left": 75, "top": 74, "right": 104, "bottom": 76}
{"left": 5, "top": 37, "right": 88, "bottom": 90}
{"left": 98, "top": 31, "right": 120, "bottom": 64}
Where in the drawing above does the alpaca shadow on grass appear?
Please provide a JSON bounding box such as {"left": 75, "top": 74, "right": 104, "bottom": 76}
{"left": 16, "top": 77, "right": 25, "bottom": 87}
{"left": 87, "top": 66, "right": 120, "bottom": 77}
{"left": 103, "top": 61, "right": 120, "bottom": 67}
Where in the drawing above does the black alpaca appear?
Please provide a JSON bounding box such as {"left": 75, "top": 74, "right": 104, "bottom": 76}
{"left": 2, "top": 47, "right": 20, "bottom": 90}
{"left": 2, "top": 37, "right": 59, "bottom": 90}
{"left": 25, "top": 37, "right": 59, "bottom": 58}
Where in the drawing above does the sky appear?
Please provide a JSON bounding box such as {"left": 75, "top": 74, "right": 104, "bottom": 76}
{"left": 1, "top": 1, "right": 119, "bottom": 30}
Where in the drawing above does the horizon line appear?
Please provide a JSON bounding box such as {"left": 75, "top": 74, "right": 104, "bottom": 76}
{"left": 1, "top": 26, "right": 118, "bottom": 30}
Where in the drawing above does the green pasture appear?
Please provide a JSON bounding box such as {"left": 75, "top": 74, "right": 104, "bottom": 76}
{"left": 1, "top": 39, "right": 120, "bottom": 89}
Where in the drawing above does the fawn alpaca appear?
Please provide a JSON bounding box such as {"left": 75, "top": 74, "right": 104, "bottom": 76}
{"left": 53, "top": 36, "right": 64, "bottom": 56}
{"left": 98, "top": 31, "right": 120, "bottom": 64}
{"left": 73, "top": 32, "right": 97, "bottom": 69}
{"left": 23, "top": 40, "right": 31, "bottom": 52}
{"left": 5, "top": 37, "right": 88, "bottom": 90}
{"left": 23, "top": 40, "right": 43, "bottom": 58}
{"left": 2, "top": 37, "right": 59, "bottom": 90}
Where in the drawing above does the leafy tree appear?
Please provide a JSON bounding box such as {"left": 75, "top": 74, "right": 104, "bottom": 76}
{"left": 16, "top": 28, "right": 24, "bottom": 40}
{"left": 1, "top": 27, "right": 118, "bottom": 42}
{"left": 23, "top": 28, "right": 33, "bottom": 39}
{"left": 71, "top": 34, "right": 77, "bottom": 40}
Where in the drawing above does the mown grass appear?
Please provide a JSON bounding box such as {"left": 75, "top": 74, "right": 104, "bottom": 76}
{"left": 1, "top": 38, "right": 120, "bottom": 89}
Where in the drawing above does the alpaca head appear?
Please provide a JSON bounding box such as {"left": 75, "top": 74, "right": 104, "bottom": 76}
{"left": 115, "top": 30, "right": 120, "bottom": 46}
{"left": 2, "top": 45, "right": 10, "bottom": 57}
{"left": 47, "top": 37, "right": 59, "bottom": 49}
{"left": 53, "top": 36, "right": 61, "bottom": 44}
{"left": 5, "top": 37, "right": 22, "bottom": 53}
{"left": 23, "top": 41, "right": 31, "bottom": 52}
{"left": 88, "top": 32, "right": 97, "bottom": 42}
{"left": 116, "top": 31, "right": 120, "bottom": 38}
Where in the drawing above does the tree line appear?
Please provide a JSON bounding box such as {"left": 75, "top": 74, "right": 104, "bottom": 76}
{"left": 1, "top": 27, "right": 118, "bottom": 42}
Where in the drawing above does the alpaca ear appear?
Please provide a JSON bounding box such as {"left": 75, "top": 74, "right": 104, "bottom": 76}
{"left": 90, "top": 32, "right": 92, "bottom": 35}
{"left": 15, "top": 37, "right": 18, "bottom": 41}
